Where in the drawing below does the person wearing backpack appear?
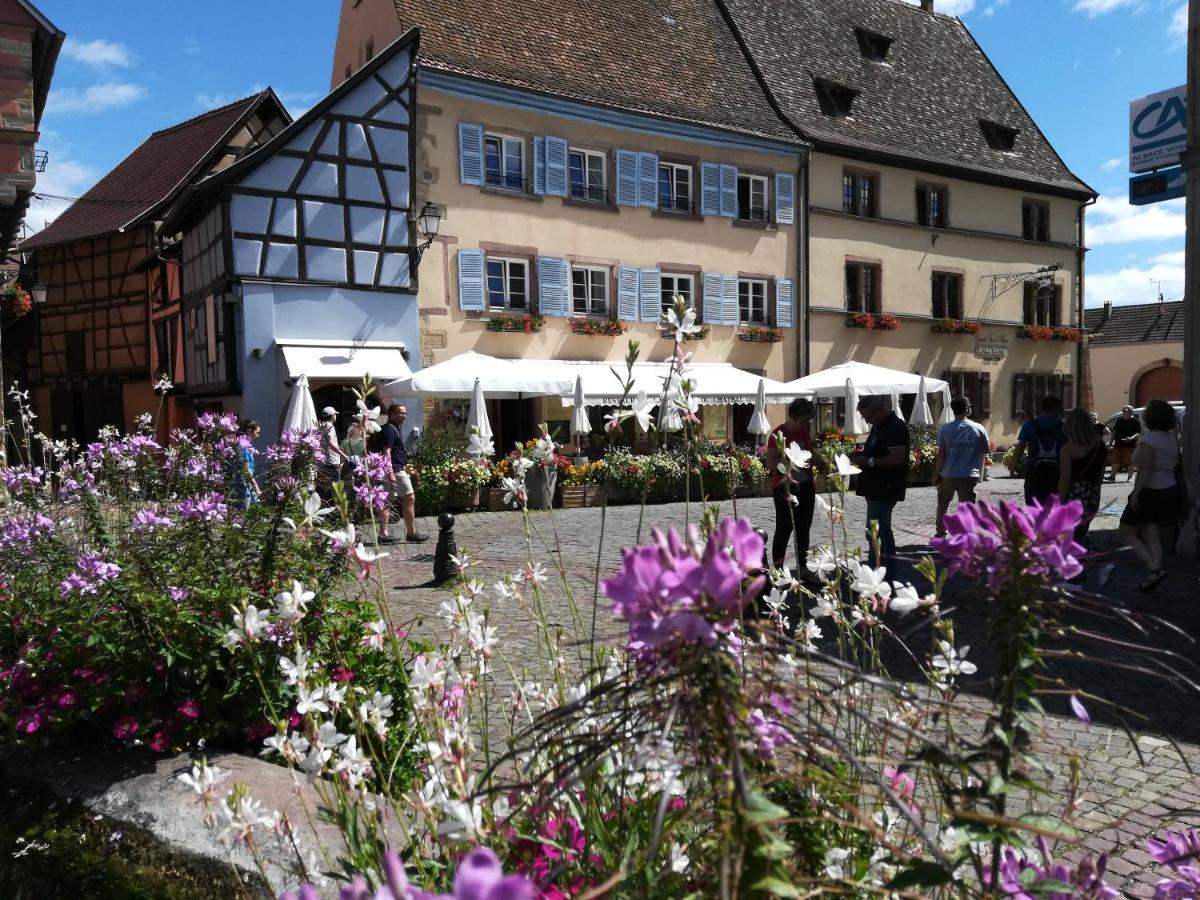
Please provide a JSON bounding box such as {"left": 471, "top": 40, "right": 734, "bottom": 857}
{"left": 1013, "top": 395, "right": 1065, "bottom": 506}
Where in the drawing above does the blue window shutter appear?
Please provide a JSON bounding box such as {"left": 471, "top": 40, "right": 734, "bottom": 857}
{"left": 538, "top": 256, "right": 568, "bottom": 316}
{"left": 776, "top": 278, "right": 794, "bottom": 328}
{"left": 638, "top": 152, "right": 659, "bottom": 208}
{"left": 639, "top": 267, "right": 662, "bottom": 321}
{"left": 457, "top": 249, "right": 485, "bottom": 311}
{"left": 703, "top": 272, "right": 723, "bottom": 324}
{"left": 721, "top": 274, "right": 739, "bottom": 324}
{"left": 615, "top": 150, "right": 639, "bottom": 207}
{"left": 719, "top": 165, "right": 738, "bottom": 218}
{"left": 458, "top": 123, "right": 483, "bottom": 186}
{"left": 533, "top": 136, "right": 547, "bottom": 195}
{"left": 617, "top": 266, "right": 640, "bottom": 321}
{"left": 775, "top": 173, "right": 795, "bottom": 225}
{"left": 700, "top": 163, "right": 721, "bottom": 216}
{"left": 546, "top": 137, "right": 568, "bottom": 197}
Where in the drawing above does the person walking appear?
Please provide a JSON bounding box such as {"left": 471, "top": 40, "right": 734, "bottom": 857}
{"left": 850, "top": 395, "right": 910, "bottom": 581}
{"left": 933, "top": 397, "right": 989, "bottom": 538}
{"left": 1119, "top": 400, "right": 1181, "bottom": 592}
{"left": 1013, "top": 395, "right": 1065, "bottom": 506}
{"left": 343, "top": 416, "right": 368, "bottom": 466}
{"left": 1107, "top": 405, "right": 1141, "bottom": 482}
{"left": 318, "top": 407, "right": 349, "bottom": 496}
{"left": 379, "top": 403, "right": 428, "bottom": 544}
{"left": 1057, "top": 408, "right": 1107, "bottom": 547}
{"left": 230, "top": 420, "right": 262, "bottom": 509}
{"left": 765, "top": 398, "right": 819, "bottom": 572}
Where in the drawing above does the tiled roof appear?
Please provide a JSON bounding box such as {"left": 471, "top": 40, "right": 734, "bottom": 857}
{"left": 22, "top": 95, "right": 265, "bottom": 251}
{"left": 1084, "top": 301, "right": 1184, "bottom": 346}
{"left": 391, "top": 0, "right": 801, "bottom": 145}
{"left": 717, "top": 0, "right": 1093, "bottom": 196}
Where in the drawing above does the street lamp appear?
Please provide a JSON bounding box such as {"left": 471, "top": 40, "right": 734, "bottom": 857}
{"left": 31, "top": 281, "right": 46, "bottom": 304}
{"left": 413, "top": 202, "right": 442, "bottom": 260}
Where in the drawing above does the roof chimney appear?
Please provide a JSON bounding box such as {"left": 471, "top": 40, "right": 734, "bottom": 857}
{"left": 1102, "top": 300, "right": 1112, "bottom": 322}
{"left": 919, "top": 0, "right": 934, "bottom": 10}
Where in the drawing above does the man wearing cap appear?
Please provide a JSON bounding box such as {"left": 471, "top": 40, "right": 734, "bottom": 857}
{"left": 318, "top": 406, "right": 348, "bottom": 496}
{"left": 379, "top": 403, "right": 428, "bottom": 543}
{"left": 850, "top": 395, "right": 910, "bottom": 581}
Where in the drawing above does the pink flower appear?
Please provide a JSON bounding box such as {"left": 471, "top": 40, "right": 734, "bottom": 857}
{"left": 15, "top": 708, "right": 44, "bottom": 733}
{"left": 331, "top": 666, "right": 356, "bottom": 683}
{"left": 148, "top": 731, "right": 170, "bottom": 753}
{"left": 49, "top": 686, "right": 78, "bottom": 710}
{"left": 885, "top": 766, "right": 917, "bottom": 813}
{"left": 112, "top": 716, "right": 139, "bottom": 740}
{"left": 177, "top": 699, "right": 201, "bottom": 720}
{"left": 125, "top": 683, "right": 148, "bottom": 704}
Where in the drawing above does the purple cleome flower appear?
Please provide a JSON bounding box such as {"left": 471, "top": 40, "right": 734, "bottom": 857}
{"left": 996, "top": 838, "right": 1117, "bottom": 899}
{"left": 0, "top": 512, "right": 55, "bottom": 553}
{"left": 60, "top": 553, "right": 121, "bottom": 598}
{"left": 931, "top": 496, "right": 1085, "bottom": 591}
{"left": 602, "top": 517, "right": 764, "bottom": 670}
{"left": 1147, "top": 830, "right": 1200, "bottom": 897}
{"left": 179, "top": 492, "right": 229, "bottom": 522}
{"left": 132, "top": 509, "right": 173, "bottom": 534}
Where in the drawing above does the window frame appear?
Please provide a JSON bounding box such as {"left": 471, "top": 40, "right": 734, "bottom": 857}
{"left": 1022, "top": 199, "right": 1050, "bottom": 242}
{"left": 567, "top": 147, "right": 608, "bottom": 203}
{"left": 737, "top": 277, "right": 769, "bottom": 326}
{"left": 660, "top": 272, "right": 695, "bottom": 319}
{"left": 931, "top": 271, "right": 964, "bottom": 320}
{"left": 1023, "top": 281, "right": 1062, "bottom": 327}
{"left": 570, "top": 264, "right": 612, "bottom": 318}
{"left": 483, "top": 132, "right": 526, "bottom": 192}
{"left": 942, "top": 369, "right": 991, "bottom": 422}
{"left": 657, "top": 161, "right": 694, "bottom": 214}
{"left": 844, "top": 261, "right": 882, "bottom": 314}
{"left": 736, "top": 172, "right": 769, "bottom": 223}
{"left": 842, "top": 169, "right": 878, "bottom": 218}
{"left": 916, "top": 182, "right": 949, "bottom": 228}
{"left": 485, "top": 256, "right": 531, "bottom": 311}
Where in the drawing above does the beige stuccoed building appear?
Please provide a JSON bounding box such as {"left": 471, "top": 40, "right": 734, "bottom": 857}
{"left": 333, "top": 0, "right": 1093, "bottom": 447}
{"left": 1084, "top": 300, "right": 1184, "bottom": 418}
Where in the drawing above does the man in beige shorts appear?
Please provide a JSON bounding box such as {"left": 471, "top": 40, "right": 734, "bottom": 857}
{"left": 378, "top": 403, "right": 427, "bottom": 543}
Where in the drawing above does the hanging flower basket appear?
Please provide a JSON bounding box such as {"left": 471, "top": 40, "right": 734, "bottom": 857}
{"left": 487, "top": 314, "right": 544, "bottom": 334}
{"left": 568, "top": 319, "right": 627, "bottom": 337}
{"left": 846, "top": 312, "right": 901, "bottom": 331}
{"left": 1017, "top": 325, "right": 1082, "bottom": 342}
{"left": 737, "top": 326, "right": 784, "bottom": 343}
{"left": 1, "top": 286, "right": 32, "bottom": 318}
{"left": 930, "top": 319, "right": 981, "bottom": 335}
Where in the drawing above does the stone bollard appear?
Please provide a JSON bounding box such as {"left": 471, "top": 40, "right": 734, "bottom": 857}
{"left": 432, "top": 512, "right": 460, "bottom": 584}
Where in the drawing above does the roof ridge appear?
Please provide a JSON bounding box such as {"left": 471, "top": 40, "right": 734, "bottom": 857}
{"left": 147, "top": 91, "right": 263, "bottom": 138}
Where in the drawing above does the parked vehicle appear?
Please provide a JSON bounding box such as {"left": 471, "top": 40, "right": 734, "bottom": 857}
{"left": 1103, "top": 402, "right": 1185, "bottom": 444}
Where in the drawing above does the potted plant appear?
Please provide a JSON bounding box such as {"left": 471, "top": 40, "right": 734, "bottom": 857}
{"left": 515, "top": 427, "right": 560, "bottom": 510}
{"left": 560, "top": 460, "right": 608, "bottom": 507}
{"left": 487, "top": 313, "right": 544, "bottom": 334}
{"left": 444, "top": 457, "right": 492, "bottom": 510}
{"left": 568, "top": 319, "right": 628, "bottom": 337}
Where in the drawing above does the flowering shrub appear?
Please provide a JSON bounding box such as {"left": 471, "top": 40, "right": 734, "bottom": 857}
{"left": 930, "top": 318, "right": 982, "bottom": 335}
{"left": 567, "top": 318, "right": 627, "bottom": 336}
{"left": 561, "top": 460, "right": 606, "bottom": 486}
{"left": 486, "top": 314, "right": 543, "bottom": 334}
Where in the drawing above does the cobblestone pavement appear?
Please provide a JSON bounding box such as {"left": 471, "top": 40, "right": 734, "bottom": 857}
{"left": 379, "top": 477, "right": 1200, "bottom": 895}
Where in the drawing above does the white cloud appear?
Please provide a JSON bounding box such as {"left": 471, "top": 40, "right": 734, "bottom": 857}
{"left": 1086, "top": 193, "right": 1185, "bottom": 245}
{"left": 1170, "top": 3, "right": 1187, "bottom": 47}
{"left": 23, "top": 151, "right": 97, "bottom": 236}
{"left": 900, "top": 0, "right": 976, "bottom": 14}
{"left": 1087, "top": 250, "right": 1185, "bottom": 305}
{"left": 1099, "top": 157, "right": 1124, "bottom": 172}
{"left": 61, "top": 38, "right": 132, "bottom": 68}
{"left": 48, "top": 82, "right": 147, "bottom": 115}
{"left": 1072, "top": 0, "right": 1143, "bottom": 15}
{"left": 195, "top": 86, "right": 318, "bottom": 117}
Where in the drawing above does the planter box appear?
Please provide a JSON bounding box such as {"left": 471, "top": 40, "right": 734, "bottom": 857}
{"left": 560, "top": 484, "right": 607, "bottom": 508}
{"left": 446, "top": 487, "right": 480, "bottom": 511}
{"left": 486, "top": 485, "right": 520, "bottom": 511}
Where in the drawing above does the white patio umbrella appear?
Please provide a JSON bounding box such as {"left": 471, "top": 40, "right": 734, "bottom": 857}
{"left": 569, "top": 374, "right": 590, "bottom": 441}
{"left": 938, "top": 386, "right": 954, "bottom": 424}
{"left": 282, "top": 374, "right": 318, "bottom": 434}
{"left": 748, "top": 378, "right": 771, "bottom": 443}
{"left": 909, "top": 376, "right": 933, "bottom": 426}
{"left": 845, "top": 377, "right": 867, "bottom": 436}
{"left": 465, "top": 377, "right": 493, "bottom": 455}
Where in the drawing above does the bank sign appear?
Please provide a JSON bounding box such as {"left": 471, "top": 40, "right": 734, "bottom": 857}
{"left": 1130, "top": 85, "right": 1186, "bottom": 173}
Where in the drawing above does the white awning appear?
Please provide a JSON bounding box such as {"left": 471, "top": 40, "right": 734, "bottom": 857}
{"left": 280, "top": 341, "right": 412, "bottom": 384}
{"left": 559, "top": 360, "right": 802, "bottom": 407}
{"left": 781, "top": 361, "right": 948, "bottom": 398}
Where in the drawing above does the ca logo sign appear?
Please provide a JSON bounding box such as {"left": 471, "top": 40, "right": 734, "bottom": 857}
{"left": 1133, "top": 96, "right": 1186, "bottom": 140}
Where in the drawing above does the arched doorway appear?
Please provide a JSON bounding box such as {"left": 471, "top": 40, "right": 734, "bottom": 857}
{"left": 1135, "top": 365, "right": 1184, "bottom": 407}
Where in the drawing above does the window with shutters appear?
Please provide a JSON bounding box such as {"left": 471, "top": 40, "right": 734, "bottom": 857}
{"left": 570, "top": 266, "right": 610, "bottom": 317}
{"left": 1023, "top": 283, "right": 1061, "bottom": 326}
{"left": 483, "top": 134, "right": 525, "bottom": 191}
{"left": 916, "top": 183, "right": 948, "bottom": 228}
{"left": 1022, "top": 200, "right": 1049, "bottom": 241}
{"left": 942, "top": 370, "right": 991, "bottom": 421}
{"left": 661, "top": 273, "right": 694, "bottom": 318}
{"left": 567, "top": 148, "right": 607, "bottom": 202}
{"left": 658, "top": 162, "right": 692, "bottom": 213}
{"left": 931, "top": 271, "right": 964, "bottom": 319}
{"left": 1013, "top": 372, "right": 1074, "bottom": 419}
{"left": 736, "top": 174, "right": 768, "bottom": 222}
{"left": 845, "top": 262, "right": 881, "bottom": 313}
{"left": 842, "top": 170, "right": 877, "bottom": 217}
{"left": 738, "top": 279, "right": 767, "bottom": 325}
{"left": 485, "top": 258, "right": 528, "bottom": 309}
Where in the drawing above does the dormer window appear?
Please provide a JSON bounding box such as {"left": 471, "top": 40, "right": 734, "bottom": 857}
{"left": 980, "top": 119, "right": 1019, "bottom": 151}
{"left": 855, "top": 28, "right": 893, "bottom": 62}
{"left": 814, "top": 79, "right": 859, "bottom": 118}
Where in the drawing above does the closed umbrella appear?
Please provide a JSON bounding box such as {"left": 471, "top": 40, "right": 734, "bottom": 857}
{"left": 466, "top": 377, "right": 493, "bottom": 456}
{"left": 939, "top": 386, "right": 954, "bottom": 424}
{"left": 282, "top": 374, "right": 318, "bottom": 434}
{"left": 748, "top": 378, "right": 771, "bottom": 443}
{"left": 845, "top": 378, "right": 867, "bottom": 436}
{"left": 909, "top": 376, "right": 933, "bottom": 426}
{"left": 570, "top": 374, "right": 590, "bottom": 440}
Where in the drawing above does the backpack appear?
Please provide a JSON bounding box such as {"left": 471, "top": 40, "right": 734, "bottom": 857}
{"left": 1031, "top": 422, "right": 1061, "bottom": 471}
{"left": 1026, "top": 420, "right": 1062, "bottom": 500}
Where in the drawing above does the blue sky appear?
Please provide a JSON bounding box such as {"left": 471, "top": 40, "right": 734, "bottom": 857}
{"left": 29, "top": 0, "right": 1188, "bottom": 307}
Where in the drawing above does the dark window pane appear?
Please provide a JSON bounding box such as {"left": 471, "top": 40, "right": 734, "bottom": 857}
{"left": 569, "top": 153, "right": 585, "bottom": 196}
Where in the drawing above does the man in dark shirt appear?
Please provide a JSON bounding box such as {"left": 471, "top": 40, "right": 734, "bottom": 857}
{"left": 379, "top": 403, "right": 428, "bottom": 543}
{"left": 850, "top": 394, "right": 910, "bottom": 581}
{"left": 1013, "top": 395, "right": 1065, "bottom": 506}
{"left": 1107, "top": 405, "right": 1141, "bottom": 482}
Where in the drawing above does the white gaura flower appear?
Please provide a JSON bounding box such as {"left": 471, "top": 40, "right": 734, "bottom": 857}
{"left": 437, "top": 597, "right": 463, "bottom": 624}
{"left": 295, "top": 684, "right": 329, "bottom": 716}
{"left": 811, "top": 593, "right": 837, "bottom": 619}
{"left": 770, "top": 566, "right": 794, "bottom": 589}
{"left": 279, "top": 647, "right": 311, "bottom": 686}
{"left": 762, "top": 586, "right": 788, "bottom": 615}
{"left": 286, "top": 493, "right": 336, "bottom": 530}
{"left": 438, "top": 798, "right": 484, "bottom": 839}
{"left": 320, "top": 523, "right": 356, "bottom": 551}
{"left": 362, "top": 618, "right": 389, "bottom": 649}
{"left": 153, "top": 375, "right": 174, "bottom": 394}
{"left": 814, "top": 493, "right": 844, "bottom": 525}
{"left": 631, "top": 391, "right": 655, "bottom": 433}
{"left": 779, "top": 442, "right": 812, "bottom": 474}
{"left": 823, "top": 847, "right": 852, "bottom": 879}
{"left": 324, "top": 681, "right": 347, "bottom": 706}
{"left": 262, "top": 730, "right": 310, "bottom": 765}
{"left": 849, "top": 561, "right": 892, "bottom": 600}
{"left": 493, "top": 580, "right": 515, "bottom": 603}
{"left": 177, "top": 759, "right": 228, "bottom": 800}
{"left": 501, "top": 477, "right": 525, "bottom": 508}
{"left": 226, "top": 604, "right": 270, "bottom": 647}
{"left": 518, "top": 562, "right": 548, "bottom": 586}
{"left": 931, "top": 641, "right": 977, "bottom": 677}
{"left": 663, "top": 301, "right": 701, "bottom": 343}
{"left": 797, "top": 619, "right": 823, "bottom": 652}
{"left": 807, "top": 546, "right": 839, "bottom": 579}
{"left": 356, "top": 399, "right": 382, "bottom": 434}
{"left": 466, "top": 613, "right": 498, "bottom": 657}
{"left": 890, "top": 583, "right": 932, "bottom": 616}
{"left": 273, "top": 580, "right": 314, "bottom": 623}
{"left": 315, "top": 721, "right": 348, "bottom": 751}
{"left": 512, "top": 456, "right": 534, "bottom": 477}
{"left": 215, "top": 794, "right": 274, "bottom": 843}
{"left": 669, "top": 843, "right": 691, "bottom": 874}
{"left": 352, "top": 543, "right": 388, "bottom": 580}
{"left": 409, "top": 655, "right": 445, "bottom": 699}
{"left": 834, "top": 453, "right": 861, "bottom": 476}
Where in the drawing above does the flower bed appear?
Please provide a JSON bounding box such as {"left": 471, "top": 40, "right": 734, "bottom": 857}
{"left": 930, "top": 318, "right": 981, "bottom": 335}
{"left": 845, "top": 312, "right": 901, "bottom": 331}
{"left": 1018, "top": 324, "right": 1083, "bottom": 342}
{"left": 568, "top": 319, "right": 627, "bottom": 337}
{"left": 486, "top": 313, "right": 544, "bottom": 334}
{"left": 736, "top": 326, "right": 784, "bottom": 343}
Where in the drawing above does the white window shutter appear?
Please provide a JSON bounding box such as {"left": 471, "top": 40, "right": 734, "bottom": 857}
{"left": 545, "top": 137, "right": 568, "bottom": 197}
{"left": 775, "top": 173, "right": 795, "bottom": 225}
{"left": 457, "top": 249, "right": 485, "bottom": 311}
{"left": 719, "top": 164, "right": 738, "bottom": 217}
{"left": 458, "top": 123, "right": 484, "bottom": 186}
{"left": 703, "top": 271, "right": 723, "bottom": 324}
{"left": 776, "top": 278, "right": 794, "bottom": 328}
{"left": 617, "top": 266, "right": 640, "bottom": 321}
{"left": 638, "top": 152, "right": 658, "bottom": 208}
{"left": 700, "top": 163, "right": 721, "bottom": 216}
{"left": 639, "top": 267, "right": 661, "bottom": 322}
{"left": 615, "top": 150, "right": 639, "bottom": 206}
{"left": 721, "top": 274, "right": 739, "bottom": 324}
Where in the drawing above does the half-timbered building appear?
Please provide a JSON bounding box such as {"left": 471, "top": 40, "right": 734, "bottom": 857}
{"left": 22, "top": 91, "right": 289, "bottom": 442}
{"left": 162, "top": 30, "right": 419, "bottom": 440}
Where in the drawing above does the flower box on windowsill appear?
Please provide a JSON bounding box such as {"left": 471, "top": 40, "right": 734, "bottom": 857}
{"left": 845, "top": 312, "right": 901, "bottom": 331}
{"left": 737, "top": 326, "right": 784, "bottom": 343}
{"left": 568, "top": 319, "right": 628, "bottom": 337}
{"left": 486, "top": 314, "right": 544, "bottom": 334}
{"left": 1017, "top": 325, "right": 1083, "bottom": 342}
{"left": 930, "top": 319, "right": 982, "bottom": 335}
